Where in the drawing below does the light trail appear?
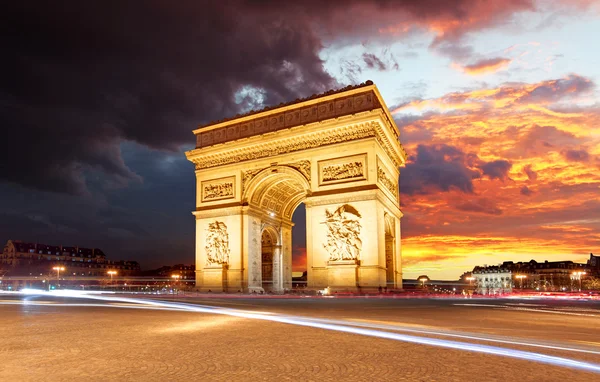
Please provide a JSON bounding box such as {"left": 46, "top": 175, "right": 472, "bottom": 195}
{"left": 9, "top": 289, "right": 600, "bottom": 374}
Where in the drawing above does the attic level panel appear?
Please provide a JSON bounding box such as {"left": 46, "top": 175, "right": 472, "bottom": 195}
{"left": 195, "top": 90, "right": 380, "bottom": 149}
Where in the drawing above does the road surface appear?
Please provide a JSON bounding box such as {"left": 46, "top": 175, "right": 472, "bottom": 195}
{"left": 1, "top": 291, "right": 599, "bottom": 381}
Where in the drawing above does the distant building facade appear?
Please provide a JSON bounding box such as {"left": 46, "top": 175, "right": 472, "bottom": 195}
{"left": 142, "top": 264, "right": 195, "bottom": 285}
{"left": 471, "top": 256, "right": 594, "bottom": 293}
{"left": 472, "top": 266, "right": 512, "bottom": 295}
{"left": 0, "top": 240, "right": 140, "bottom": 276}
{"left": 587, "top": 253, "right": 600, "bottom": 276}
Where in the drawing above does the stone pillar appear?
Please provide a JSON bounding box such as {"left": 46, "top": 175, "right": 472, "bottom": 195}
{"left": 327, "top": 260, "right": 359, "bottom": 291}
{"left": 281, "top": 225, "right": 293, "bottom": 291}
{"left": 203, "top": 264, "right": 228, "bottom": 292}
{"left": 394, "top": 215, "right": 403, "bottom": 289}
{"left": 246, "top": 214, "right": 263, "bottom": 293}
{"left": 272, "top": 245, "right": 283, "bottom": 293}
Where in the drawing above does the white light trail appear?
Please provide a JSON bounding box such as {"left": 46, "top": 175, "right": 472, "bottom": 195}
{"left": 9, "top": 290, "right": 600, "bottom": 374}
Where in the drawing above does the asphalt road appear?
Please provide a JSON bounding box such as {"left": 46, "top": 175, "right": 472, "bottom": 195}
{"left": 1, "top": 292, "right": 599, "bottom": 381}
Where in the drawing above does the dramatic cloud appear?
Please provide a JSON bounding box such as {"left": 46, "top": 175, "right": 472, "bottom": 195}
{"left": 401, "top": 144, "right": 481, "bottom": 195}
{"left": 479, "top": 160, "right": 512, "bottom": 181}
{"left": 2, "top": 1, "right": 599, "bottom": 279}
{"left": 393, "top": 74, "right": 594, "bottom": 114}
{"left": 0, "top": 2, "right": 336, "bottom": 195}
{"left": 563, "top": 148, "right": 591, "bottom": 162}
{"left": 397, "top": 73, "right": 600, "bottom": 278}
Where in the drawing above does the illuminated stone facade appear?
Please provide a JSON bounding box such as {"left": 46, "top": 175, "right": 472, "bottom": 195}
{"left": 186, "top": 81, "right": 406, "bottom": 292}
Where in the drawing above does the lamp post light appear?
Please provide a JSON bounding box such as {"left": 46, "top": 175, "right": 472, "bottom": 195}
{"left": 419, "top": 277, "right": 428, "bottom": 290}
{"left": 171, "top": 274, "right": 181, "bottom": 295}
{"left": 572, "top": 271, "right": 586, "bottom": 292}
{"left": 466, "top": 276, "right": 475, "bottom": 287}
{"left": 515, "top": 274, "right": 527, "bottom": 289}
{"left": 52, "top": 266, "right": 65, "bottom": 289}
{"left": 107, "top": 271, "right": 117, "bottom": 289}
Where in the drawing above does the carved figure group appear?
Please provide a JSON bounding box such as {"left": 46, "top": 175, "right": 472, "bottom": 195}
{"left": 322, "top": 204, "right": 363, "bottom": 261}
{"left": 322, "top": 161, "right": 364, "bottom": 182}
{"left": 377, "top": 167, "right": 398, "bottom": 196}
{"left": 203, "top": 182, "right": 233, "bottom": 199}
{"left": 205, "top": 221, "right": 230, "bottom": 265}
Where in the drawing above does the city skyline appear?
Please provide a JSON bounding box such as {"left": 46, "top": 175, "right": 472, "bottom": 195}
{"left": 1, "top": 2, "right": 599, "bottom": 280}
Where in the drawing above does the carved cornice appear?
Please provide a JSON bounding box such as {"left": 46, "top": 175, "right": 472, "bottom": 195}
{"left": 194, "top": 87, "right": 380, "bottom": 148}
{"left": 373, "top": 122, "right": 403, "bottom": 169}
{"left": 305, "top": 190, "right": 379, "bottom": 207}
{"left": 189, "top": 122, "right": 377, "bottom": 170}
{"left": 192, "top": 206, "right": 244, "bottom": 220}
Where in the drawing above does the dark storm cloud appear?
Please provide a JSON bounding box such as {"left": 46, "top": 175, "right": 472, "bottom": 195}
{"left": 479, "top": 160, "right": 512, "bottom": 181}
{"left": 1, "top": 0, "right": 555, "bottom": 195}
{"left": 562, "top": 149, "right": 590, "bottom": 162}
{"left": 401, "top": 144, "right": 481, "bottom": 195}
{"left": 401, "top": 144, "right": 515, "bottom": 195}
{"left": 0, "top": 1, "right": 336, "bottom": 194}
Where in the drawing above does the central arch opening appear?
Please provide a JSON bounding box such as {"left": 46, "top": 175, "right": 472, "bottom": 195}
{"left": 244, "top": 165, "right": 310, "bottom": 293}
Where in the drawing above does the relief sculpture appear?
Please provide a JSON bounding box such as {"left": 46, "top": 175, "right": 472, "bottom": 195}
{"left": 322, "top": 161, "right": 364, "bottom": 182}
{"left": 377, "top": 167, "right": 398, "bottom": 197}
{"left": 322, "top": 204, "right": 362, "bottom": 261}
{"left": 203, "top": 182, "right": 233, "bottom": 200}
{"left": 205, "top": 221, "right": 230, "bottom": 265}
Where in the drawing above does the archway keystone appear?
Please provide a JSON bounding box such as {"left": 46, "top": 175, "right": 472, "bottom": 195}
{"left": 186, "top": 81, "right": 406, "bottom": 292}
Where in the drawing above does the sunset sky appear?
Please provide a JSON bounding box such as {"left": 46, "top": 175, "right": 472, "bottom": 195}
{"left": 2, "top": 1, "right": 599, "bottom": 280}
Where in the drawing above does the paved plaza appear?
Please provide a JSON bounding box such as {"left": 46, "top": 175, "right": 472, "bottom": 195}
{"left": 1, "top": 294, "right": 599, "bottom": 381}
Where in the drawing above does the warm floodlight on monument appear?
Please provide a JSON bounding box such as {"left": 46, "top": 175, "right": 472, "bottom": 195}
{"left": 186, "top": 81, "right": 406, "bottom": 293}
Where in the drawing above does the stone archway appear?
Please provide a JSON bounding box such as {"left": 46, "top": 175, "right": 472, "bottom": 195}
{"left": 187, "top": 81, "right": 406, "bottom": 292}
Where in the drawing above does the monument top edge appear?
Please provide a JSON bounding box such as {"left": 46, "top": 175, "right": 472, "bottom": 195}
{"left": 193, "top": 80, "right": 378, "bottom": 134}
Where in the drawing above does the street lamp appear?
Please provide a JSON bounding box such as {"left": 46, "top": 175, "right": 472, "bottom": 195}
{"left": 572, "top": 271, "right": 586, "bottom": 291}
{"left": 107, "top": 270, "right": 117, "bottom": 286}
{"left": 515, "top": 274, "right": 526, "bottom": 289}
{"left": 419, "top": 277, "right": 428, "bottom": 289}
{"left": 171, "top": 274, "right": 181, "bottom": 295}
{"left": 52, "top": 266, "right": 65, "bottom": 289}
{"left": 466, "top": 276, "right": 475, "bottom": 286}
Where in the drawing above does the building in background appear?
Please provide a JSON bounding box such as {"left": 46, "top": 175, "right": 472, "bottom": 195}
{"left": 141, "top": 264, "right": 195, "bottom": 286}
{"left": 472, "top": 266, "right": 513, "bottom": 295}
{"left": 469, "top": 256, "right": 595, "bottom": 293}
{"left": 0, "top": 240, "right": 140, "bottom": 277}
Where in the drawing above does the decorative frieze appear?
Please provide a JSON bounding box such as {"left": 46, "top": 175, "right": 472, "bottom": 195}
{"left": 318, "top": 154, "right": 367, "bottom": 186}
{"left": 377, "top": 166, "right": 398, "bottom": 198}
{"left": 322, "top": 204, "right": 362, "bottom": 261}
{"left": 205, "top": 221, "right": 230, "bottom": 265}
{"left": 201, "top": 176, "right": 235, "bottom": 202}
{"left": 190, "top": 123, "right": 378, "bottom": 170}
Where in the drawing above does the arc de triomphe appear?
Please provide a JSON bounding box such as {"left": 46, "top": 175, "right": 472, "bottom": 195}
{"left": 185, "top": 81, "right": 406, "bottom": 293}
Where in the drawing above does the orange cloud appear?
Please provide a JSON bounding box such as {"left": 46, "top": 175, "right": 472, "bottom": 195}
{"left": 397, "top": 75, "right": 600, "bottom": 280}
{"left": 453, "top": 57, "right": 512, "bottom": 75}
